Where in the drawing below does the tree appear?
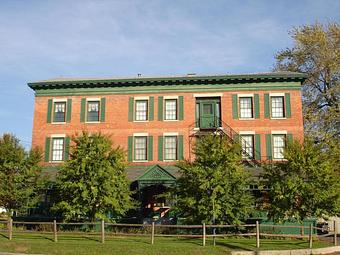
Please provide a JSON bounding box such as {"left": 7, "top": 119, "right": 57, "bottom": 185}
{"left": 53, "top": 132, "right": 134, "bottom": 222}
{"left": 0, "top": 133, "right": 43, "bottom": 216}
{"left": 263, "top": 138, "right": 340, "bottom": 222}
{"left": 174, "top": 134, "right": 253, "bottom": 225}
{"left": 274, "top": 22, "right": 340, "bottom": 144}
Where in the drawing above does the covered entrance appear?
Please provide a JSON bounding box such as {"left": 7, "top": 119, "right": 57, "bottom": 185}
{"left": 196, "top": 97, "right": 221, "bottom": 129}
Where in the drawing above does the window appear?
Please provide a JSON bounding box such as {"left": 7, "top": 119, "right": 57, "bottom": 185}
{"left": 52, "top": 138, "right": 64, "bottom": 161}
{"left": 239, "top": 97, "right": 253, "bottom": 118}
{"left": 164, "top": 99, "right": 177, "bottom": 120}
{"left": 272, "top": 134, "right": 286, "bottom": 159}
{"left": 134, "top": 136, "right": 147, "bottom": 161}
{"left": 87, "top": 101, "right": 100, "bottom": 122}
{"left": 53, "top": 102, "right": 66, "bottom": 122}
{"left": 241, "top": 135, "right": 254, "bottom": 159}
{"left": 164, "top": 136, "right": 177, "bottom": 160}
{"left": 271, "top": 96, "right": 285, "bottom": 118}
{"left": 135, "top": 100, "right": 148, "bottom": 121}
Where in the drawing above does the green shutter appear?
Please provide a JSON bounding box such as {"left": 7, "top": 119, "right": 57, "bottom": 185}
{"left": 265, "top": 134, "right": 272, "bottom": 160}
{"left": 100, "top": 98, "right": 106, "bottom": 122}
{"left": 148, "top": 136, "right": 153, "bottom": 161}
{"left": 255, "top": 134, "right": 261, "bottom": 161}
{"left": 128, "top": 97, "right": 134, "bottom": 122}
{"left": 149, "top": 97, "right": 154, "bottom": 121}
{"left": 127, "top": 136, "right": 133, "bottom": 162}
{"left": 264, "top": 94, "right": 270, "bottom": 118}
{"left": 287, "top": 133, "right": 293, "bottom": 143}
{"left": 64, "top": 137, "right": 70, "bottom": 160}
{"left": 80, "top": 98, "right": 86, "bottom": 122}
{"left": 44, "top": 137, "right": 51, "bottom": 162}
{"left": 158, "top": 136, "right": 163, "bottom": 161}
{"left": 47, "top": 99, "right": 53, "bottom": 123}
{"left": 158, "top": 96, "right": 163, "bottom": 121}
{"left": 66, "top": 99, "right": 72, "bottom": 123}
{"left": 254, "top": 94, "right": 260, "bottom": 119}
{"left": 285, "top": 93, "right": 291, "bottom": 118}
{"left": 178, "top": 135, "right": 184, "bottom": 160}
{"left": 232, "top": 94, "right": 238, "bottom": 119}
{"left": 178, "top": 96, "right": 184, "bottom": 120}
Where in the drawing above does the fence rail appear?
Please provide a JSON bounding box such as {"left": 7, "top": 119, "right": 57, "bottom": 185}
{"left": 0, "top": 219, "right": 338, "bottom": 248}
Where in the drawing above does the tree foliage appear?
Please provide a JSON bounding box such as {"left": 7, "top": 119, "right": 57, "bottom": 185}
{"left": 263, "top": 138, "right": 340, "bottom": 222}
{"left": 0, "top": 133, "right": 43, "bottom": 216}
{"left": 53, "top": 132, "right": 134, "bottom": 222}
{"left": 274, "top": 22, "right": 340, "bottom": 144}
{"left": 174, "top": 134, "right": 253, "bottom": 225}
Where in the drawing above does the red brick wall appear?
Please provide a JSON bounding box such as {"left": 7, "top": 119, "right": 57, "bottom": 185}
{"left": 32, "top": 89, "right": 304, "bottom": 166}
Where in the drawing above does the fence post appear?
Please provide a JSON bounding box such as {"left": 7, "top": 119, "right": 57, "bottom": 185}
{"left": 309, "top": 223, "right": 313, "bottom": 249}
{"left": 301, "top": 224, "right": 304, "bottom": 237}
{"left": 334, "top": 220, "right": 337, "bottom": 246}
{"left": 8, "top": 218, "right": 13, "bottom": 241}
{"left": 202, "top": 223, "right": 206, "bottom": 247}
{"left": 256, "top": 221, "right": 260, "bottom": 248}
{"left": 101, "top": 220, "right": 105, "bottom": 244}
{"left": 53, "top": 220, "right": 58, "bottom": 242}
{"left": 151, "top": 222, "right": 155, "bottom": 245}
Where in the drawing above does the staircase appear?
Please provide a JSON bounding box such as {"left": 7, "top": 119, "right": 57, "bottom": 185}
{"left": 188, "top": 117, "right": 261, "bottom": 167}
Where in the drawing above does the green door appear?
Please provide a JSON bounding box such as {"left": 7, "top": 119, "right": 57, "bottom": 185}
{"left": 200, "top": 102, "right": 216, "bottom": 128}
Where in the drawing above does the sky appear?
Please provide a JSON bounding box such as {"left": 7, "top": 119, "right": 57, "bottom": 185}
{"left": 0, "top": 0, "right": 339, "bottom": 148}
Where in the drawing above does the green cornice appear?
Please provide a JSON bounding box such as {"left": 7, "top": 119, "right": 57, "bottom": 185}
{"left": 34, "top": 81, "right": 302, "bottom": 97}
{"left": 28, "top": 72, "right": 307, "bottom": 92}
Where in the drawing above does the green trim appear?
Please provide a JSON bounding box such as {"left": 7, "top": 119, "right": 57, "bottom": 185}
{"left": 232, "top": 94, "right": 238, "bottom": 119}
{"left": 127, "top": 136, "right": 133, "bottom": 162}
{"left": 47, "top": 99, "right": 52, "bottom": 123}
{"left": 158, "top": 96, "right": 163, "bottom": 121}
{"left": 264, "top": 94, "right": 270, "bottom": 119}
{"left": 64, "top": 137, "right": 70, "bottom": 160}
{"left": 158, "top": 136, "right": 163, "bottom": 161}
{"left": 33, "top": 82, "right": 302, "bottom": 97}
{"left": 178, "top": 135, "right": 183, "bottom": 160}
{"left": 100, "top": 97, "right": 106, "bottom": 122}
{"left": 285, "top": 93, "right": 291, "bottom": 118}
{"left": 178, "top": 96, "right": 184, "bottom": 120}
{"left": 137, "top": 164, "right": 176, "bottom": 182}
{"left": 128, "top": 97, "right": 134, "bottom": 122}
{"left": 66, "top": 99, "right": 72, "bottom": 122}
{"left": 44, "top": 137, "right": 51, "bottom": 162}
{"left": 148, "top": 136, "right": 153, "bottom": 161}
{"left": 255, "top": 134, "right": 261, "bottom": 161}
{"left": 149, "top": 96, "right": 154, "bottom": 121}
{"left": 265, "top": 134, "right": 272, "bottom": 160}
{"left": 80, "top": 98, "right": 86, "bottom": 122}
{"left": 28, "top": 72, "right": 307, "bottom": 90}
{"left": 287, "top": 133, "right": 293, "bottom": 143}
{"left": 254, "top": 94, "right": 260, "bottom": 119}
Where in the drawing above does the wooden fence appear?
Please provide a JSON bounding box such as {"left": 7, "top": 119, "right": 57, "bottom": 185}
{"left": 0, "top": 219, "right": 337, "bottom": 248}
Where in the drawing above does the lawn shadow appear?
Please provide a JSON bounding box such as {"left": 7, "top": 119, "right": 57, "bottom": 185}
{"left": 214, "top": 239, "right": 254, "bottom": 251}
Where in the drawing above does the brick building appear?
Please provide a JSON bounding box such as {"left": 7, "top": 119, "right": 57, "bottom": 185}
{"left": 28, "top": 72, "right": 306, "bottom": 220}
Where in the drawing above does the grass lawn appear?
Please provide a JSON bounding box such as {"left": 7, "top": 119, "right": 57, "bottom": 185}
{"left": 0, "top": 232, "right": 332, "bottom": 255}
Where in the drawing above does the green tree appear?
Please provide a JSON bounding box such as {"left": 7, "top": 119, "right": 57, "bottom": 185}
{"left": 53, "top": 132, "right": 134, "bottom": 222}
{"left": 263, "top": 138, "right": 340, "bottom": 222}
{"left": 274, "top": 22, "right": 340, "bottom": 144}
{"left": 0, "top": 133, "right": 43, "bottom": 216}
{"left": 174, "top": 134, "right": 253, "bottom": 224}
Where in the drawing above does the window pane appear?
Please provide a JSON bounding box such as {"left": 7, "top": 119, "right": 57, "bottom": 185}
{"left": 135, "top": 100, "right": 148, "bottom": 121}
{"left": 273, "top": 135, "right": 285, "bottom": 159}
{"left": 241, "top": 135, "right": 254, "bottom": 159}
{"left": 203, "top": 104, "right": 213, "bottom": 114}
{"left": 52, "top": 138, "right": 64, "bottom": 161}
{"left": 134, "top": 136, "right": 147, "bottom": 161}
{"left": 165, "top": 99, "right": 177, "bottom": 120}
{"left": 271, "top": 96, "right": 284, "bottom": 118}
{"left": 53, "top": 102, "right": 66, "bottom": 122}
{"left": 164, "top": 136, "right": 177, "bottom": 160}
{"left": 87, "top": 101, "right": 100, "bottom": 122}
{"left": 239, "top": 97, "right": 253, "bottom": 118}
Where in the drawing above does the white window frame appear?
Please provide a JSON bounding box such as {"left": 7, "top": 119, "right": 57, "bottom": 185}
{"left": 50, "top": 134, "right": 66, "bottom": 163}
{"left": 238, "top": 94, "right": 254, "bottom": 120}
{"left": 52, "top": 99, "right": 67, "bottom": 124}
{"left": 269, "top": 93, "right": 286, "bottom": 119}
{"left": 163, "top": 135, "right": 178, "bottom": 161}
{"left": 85, "top": 98, "right": 101, "bottom": 123}
{"left": 272, "top": 133, "right": 286, "bottom": 160}
{"left": 133, "top": 133, "right": 148, "bottom": 162}
{"left": 134, "top": 97, "right": 149, "bottom": 122}
{"left": 164, "top": 96, "right": 178, "bottom": 121}
{"left": 239, "top": 131, "right": 255, "bottom": 160}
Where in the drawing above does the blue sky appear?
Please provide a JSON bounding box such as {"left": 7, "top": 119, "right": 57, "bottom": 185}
{"left": 0, "top": 0, "right": 339, "bottom": 148}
